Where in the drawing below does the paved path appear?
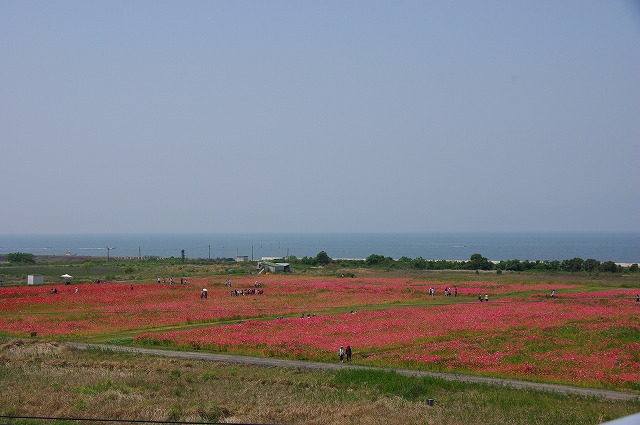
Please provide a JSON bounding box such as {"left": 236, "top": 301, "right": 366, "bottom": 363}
{"left": 65, "top": 342, "right": 639, "bottom": 402}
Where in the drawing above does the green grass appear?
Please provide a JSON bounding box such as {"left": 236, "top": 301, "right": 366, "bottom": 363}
{"left": 1, "top": 339, "right": 638, "bottom": 425}
{"left": 333, "top": 369, "right": 462, "bottom": 401}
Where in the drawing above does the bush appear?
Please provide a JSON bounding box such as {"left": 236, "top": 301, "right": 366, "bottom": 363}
{"left": 6, "top": 253, "right": 36, "bottom": 264}
{"left": 315, "top": 251, "right": 331, "bottom": 265}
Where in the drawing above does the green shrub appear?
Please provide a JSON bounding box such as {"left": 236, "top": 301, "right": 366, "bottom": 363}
{"left": 6, "top": 253, "right": 35, "bottom": 264}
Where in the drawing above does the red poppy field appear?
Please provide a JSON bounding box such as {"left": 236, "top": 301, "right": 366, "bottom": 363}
{"left": 1, "top": 275, "right": 638, "bottom": 391}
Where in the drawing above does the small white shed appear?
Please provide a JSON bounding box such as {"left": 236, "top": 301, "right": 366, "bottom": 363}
{"left": 28, "top": 274, "right": 44, "bottom": 285}
{"left": 258, "top": 261, "right": 291, "bottom": 273}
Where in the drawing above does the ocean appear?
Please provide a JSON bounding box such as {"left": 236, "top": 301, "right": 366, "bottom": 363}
{"left": 1, "top": 233, "right": 639, "bottom": 263}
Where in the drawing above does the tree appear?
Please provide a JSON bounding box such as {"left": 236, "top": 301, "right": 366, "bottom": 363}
{"left": 6, "top": 252, "right": 36, "bottom": 264}
{"left": 600, "top": 261, "right": 620, "bottom": 273}
{"left": 365, "top": 254, "right": 394, "bottom": 266}
{"left": 315, "top": 251, "right": 331, "bottom": 265}
{"left": 561, "top": 258, "right": 584, "bottom": 273}
{"left": 583, "top": 258, "right": 600, "bottom": 273}
{"left": 467, "top": 253, "right": 492, "bottom": 270}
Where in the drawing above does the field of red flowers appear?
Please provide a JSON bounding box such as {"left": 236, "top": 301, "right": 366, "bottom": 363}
{"left": 0, "top": 275, "right": 577, "bottom": 336}
{"left": 1, "top": 275, "right": 638, "bottom": 389}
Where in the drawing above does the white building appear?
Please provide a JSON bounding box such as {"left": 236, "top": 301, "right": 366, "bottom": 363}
{"left": 27, "top": 275, "right": 44, "bottom": 285}
{"left": 257, "top": 261, "right": 291, "bottom": 273}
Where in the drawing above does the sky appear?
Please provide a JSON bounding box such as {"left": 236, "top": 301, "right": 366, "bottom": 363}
{"left": 1, "top": 1, "right": 639, "bottom": 234}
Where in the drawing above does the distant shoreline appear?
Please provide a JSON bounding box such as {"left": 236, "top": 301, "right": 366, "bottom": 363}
{"left": 1, "top": 232, "right": 638, "bottom": 263}
{"left": 0, "top": 254, "right": 634, "bottom": 269}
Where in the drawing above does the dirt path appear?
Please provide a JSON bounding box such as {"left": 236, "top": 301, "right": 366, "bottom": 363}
{"left": 65, "top": 342, "right": 639, "bottom": 402}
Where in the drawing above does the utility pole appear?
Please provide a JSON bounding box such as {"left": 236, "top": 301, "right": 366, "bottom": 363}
{"left": 106, "top": 246, "right": 115, "bottom": 261}
{"left": 139, "top": 246, "right": 141, "bottom": 259}
{"left": 208, "top": 245, "right": 211, "bottom": 260}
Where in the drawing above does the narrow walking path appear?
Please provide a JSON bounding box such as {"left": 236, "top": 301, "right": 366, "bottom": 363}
{"left": 65, "top": 342, "right": 639, "bottom": 402}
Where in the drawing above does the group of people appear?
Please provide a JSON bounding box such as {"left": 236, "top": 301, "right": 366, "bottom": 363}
{"left": 478, "top": 294, "right": 489, "bottom": 302}
{"left": 338, "top": 345, "right": 352, "bottom": 363}
{"left": 51, "top": 287, "right": 78, "bottom": 293}
{"left": 157, "top": 277, "right": 188, "bottom": 285}
{"left": 230, "top": 288, "right": 264, "bottom": 296}
{"left": 428, "top": 287, "right": 458, "bottom": 297}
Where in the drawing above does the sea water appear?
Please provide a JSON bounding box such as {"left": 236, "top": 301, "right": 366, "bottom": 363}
{"left": 1, "top": 233, "right": 638, "bottom": 263}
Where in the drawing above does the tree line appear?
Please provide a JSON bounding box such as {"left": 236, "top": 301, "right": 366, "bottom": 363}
{"left": 4, "top": 250, "right": 637, "bottom": 273}
{"left": 290, "top": 251, "right": 638, "bottom": 273}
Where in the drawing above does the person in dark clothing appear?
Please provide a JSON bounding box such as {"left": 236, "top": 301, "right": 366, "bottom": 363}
{"left": 346, "top": 345, "right": 352, "bottom": 362}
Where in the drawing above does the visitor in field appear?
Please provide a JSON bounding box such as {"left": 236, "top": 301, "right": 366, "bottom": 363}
{"left": 478, "top": 294, "right": 482, "bottom": 302}
{"left": 346, "top": 345, "right": 352, "bottom": 362}
{"left": 636, "top": 294, "right": 639, "bottom": 302}
{"left": 551, "top": 290, "right": 556, "bottom": 298}
{"left": 339, "top": 346, "right": 345, "bottom": 363}
{"left": 485, "top": 294, "right": 489, "bottom": 302}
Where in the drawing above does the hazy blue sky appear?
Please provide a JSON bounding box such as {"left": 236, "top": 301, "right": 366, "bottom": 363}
{"left": 2, "top": 1, "right": 639, "bottom": 234}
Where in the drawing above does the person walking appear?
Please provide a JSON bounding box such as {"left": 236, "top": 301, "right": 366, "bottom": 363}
{"left": 339, "top": 346, "right": 345, "bottom": 363}
{"left": 346, "top": 345, "right": 352, "bottom": 362}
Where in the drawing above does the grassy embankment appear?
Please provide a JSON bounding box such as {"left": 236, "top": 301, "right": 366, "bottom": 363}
{"left": 1, "top": 338, "right": 638, "bottom": 425}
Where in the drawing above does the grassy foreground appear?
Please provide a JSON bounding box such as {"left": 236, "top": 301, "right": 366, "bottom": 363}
{"left": 1, "top": 338, "right": 638, "bottom": 425}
